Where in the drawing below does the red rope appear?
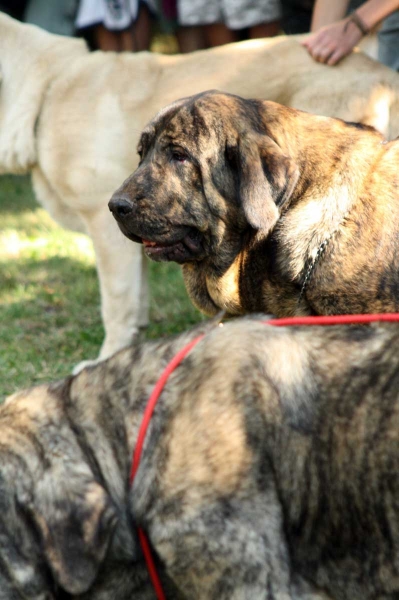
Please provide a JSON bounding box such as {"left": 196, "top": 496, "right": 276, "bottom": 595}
{"left": 130, "top": 313, "right": 399, "bottom": 599}
{"left": 264, "top": 313, "right": 399, "bottom": 327}
{"left": 137, "top": 528, "right": 167, "bottom": 600}
{"left": 129, "top": 334, "right": 206, "bottom": 485}
{"left": 129, "top": 334, "right": 205, "bottom": 600}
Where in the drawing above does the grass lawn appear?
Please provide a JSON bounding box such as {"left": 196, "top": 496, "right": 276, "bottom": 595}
{"left": 0, "top": 175, "right": 203, "bottom": 402}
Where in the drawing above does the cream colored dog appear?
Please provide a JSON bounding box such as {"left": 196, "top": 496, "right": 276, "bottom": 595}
{"left": 1, "top": 11, "right": 399, "bottom": 369}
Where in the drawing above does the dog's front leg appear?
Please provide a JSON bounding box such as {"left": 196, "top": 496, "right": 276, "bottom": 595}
{"left": 74, "top": 205, "right": 149, "bottom": 372}
{"left": 149, "top": 494, "right": 293, "bottom": 600}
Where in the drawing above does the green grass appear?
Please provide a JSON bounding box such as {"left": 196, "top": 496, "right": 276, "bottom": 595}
{"left": 0, "top": 175, "right": 203, "bottom": 401}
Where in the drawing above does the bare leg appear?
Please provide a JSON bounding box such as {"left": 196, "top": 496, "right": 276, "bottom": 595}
{"left": 176, "top": 25, "right": 207, "bottom": 52}
{"left": 132, "top": 3, "right": 153, "bottom": 51}
{"left": 94, "top": 24, "right": 122, "bottom": 51}
{"left": 249, "top": 21, "right": 281, "bottom": 38}
{"left": 204, "top": 22, "right": 238, "bottom": 47}
{"left": 120, "top": 28, "right": 135, "bottom": 52}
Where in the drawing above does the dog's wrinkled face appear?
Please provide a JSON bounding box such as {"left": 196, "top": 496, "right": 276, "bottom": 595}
{"left": 109, "top": 91, "right": 299, "bottom": 266}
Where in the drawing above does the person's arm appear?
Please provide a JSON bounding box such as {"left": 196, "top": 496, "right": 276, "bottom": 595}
{"left": 310, "top": 0, "right": 349, "bottom": 32}
{"left": 302, "top": 0, "right": 399, "bottom": 66}
{"left": 357, "top": 0, "right": 399, "bottom": 29}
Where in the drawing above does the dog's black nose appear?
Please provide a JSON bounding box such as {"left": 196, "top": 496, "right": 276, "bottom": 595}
{"left": 108, "top": 196, "right": 133, "bottom": 218}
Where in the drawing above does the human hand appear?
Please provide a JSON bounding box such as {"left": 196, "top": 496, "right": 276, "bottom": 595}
{"left": 301, "top": 17, "right": 363, "bottom": 65}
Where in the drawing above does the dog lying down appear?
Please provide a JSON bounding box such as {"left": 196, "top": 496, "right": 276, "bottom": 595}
{"left": 110, "top": 90, "right": 399, "bottom": 319}
{"left": 2, "top": 314, "right": 399, "bottom": 599}
{"left": 2, "top": 11, "right": 399, "bottom": 369}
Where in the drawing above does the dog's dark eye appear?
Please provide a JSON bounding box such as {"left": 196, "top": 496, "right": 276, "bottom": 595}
{"left": 171, "top": 149, "right": 188, "bottom": 163}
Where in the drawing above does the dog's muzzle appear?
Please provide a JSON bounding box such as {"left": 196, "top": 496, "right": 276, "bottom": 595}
{"left": 109, "top": 194, "right": 134, "bottom": 219}
{"left": 108, "top": 193, "right": 205, "bottom": 263}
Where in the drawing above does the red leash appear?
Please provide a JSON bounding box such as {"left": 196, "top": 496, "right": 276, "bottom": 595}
{"left": 129, "top": 313, "right": 399, "bottom": 599}
{"left": 129, "top": 334, "right": 205, "bottom": 600}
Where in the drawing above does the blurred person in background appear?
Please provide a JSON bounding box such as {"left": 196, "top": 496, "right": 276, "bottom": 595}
{"left": 302, "top": 0, "right": 399, "bottom": 69}
{"left": 175, "top": 0, "right": 282, "bottom": 52}
{"left": 24, "top": 0, "right": 78, "bottom": 36}
{"left": 75, "top": 0, "right": 156, "bottom": 51}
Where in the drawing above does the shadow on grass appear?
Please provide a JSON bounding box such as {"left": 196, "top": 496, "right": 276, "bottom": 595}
{"left": 0, "top": 255, "right": 103, "bottom": 400}
{"left": 0, "top": 174, "right": 204, "bottom": 401}
{"left": 0, "top": 255, "right": 204, "bottom": 401}
{"left": 0, "top": 175, "right": 37, "bottom": 213}
{"left": 1, "top": 254, "right": 99, "bottom": 303}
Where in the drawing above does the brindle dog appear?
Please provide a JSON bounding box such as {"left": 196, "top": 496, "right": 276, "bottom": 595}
{"left": 2, "top": 316, "right": 399, "bottom": 599}
{"left": 109, "top": 90, "right": 399, "bottom": 318}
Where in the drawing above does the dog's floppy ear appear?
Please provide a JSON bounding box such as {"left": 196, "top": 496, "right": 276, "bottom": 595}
{"left": 31, "top": 472, "right": 118, "bottom": 595}
{"left": 236, "top": 133, "right": 299, "bottom": 234}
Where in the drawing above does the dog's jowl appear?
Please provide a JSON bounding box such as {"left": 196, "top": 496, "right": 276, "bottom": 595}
{"left": 109, "top": 90, "right": 399, "bottom": 318}
{"left": 2, "top": 316, "right": 399, "bottom": 598}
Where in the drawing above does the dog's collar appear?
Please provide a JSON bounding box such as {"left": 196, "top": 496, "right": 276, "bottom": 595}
{"left": 129, "top": 313, "right": 399, "bottom": 599}
{"left": 298, "top": 236, "right": 332, "bottom": 305}
{"left": 298, "top": 210, "right": 350, "bottom": 306}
